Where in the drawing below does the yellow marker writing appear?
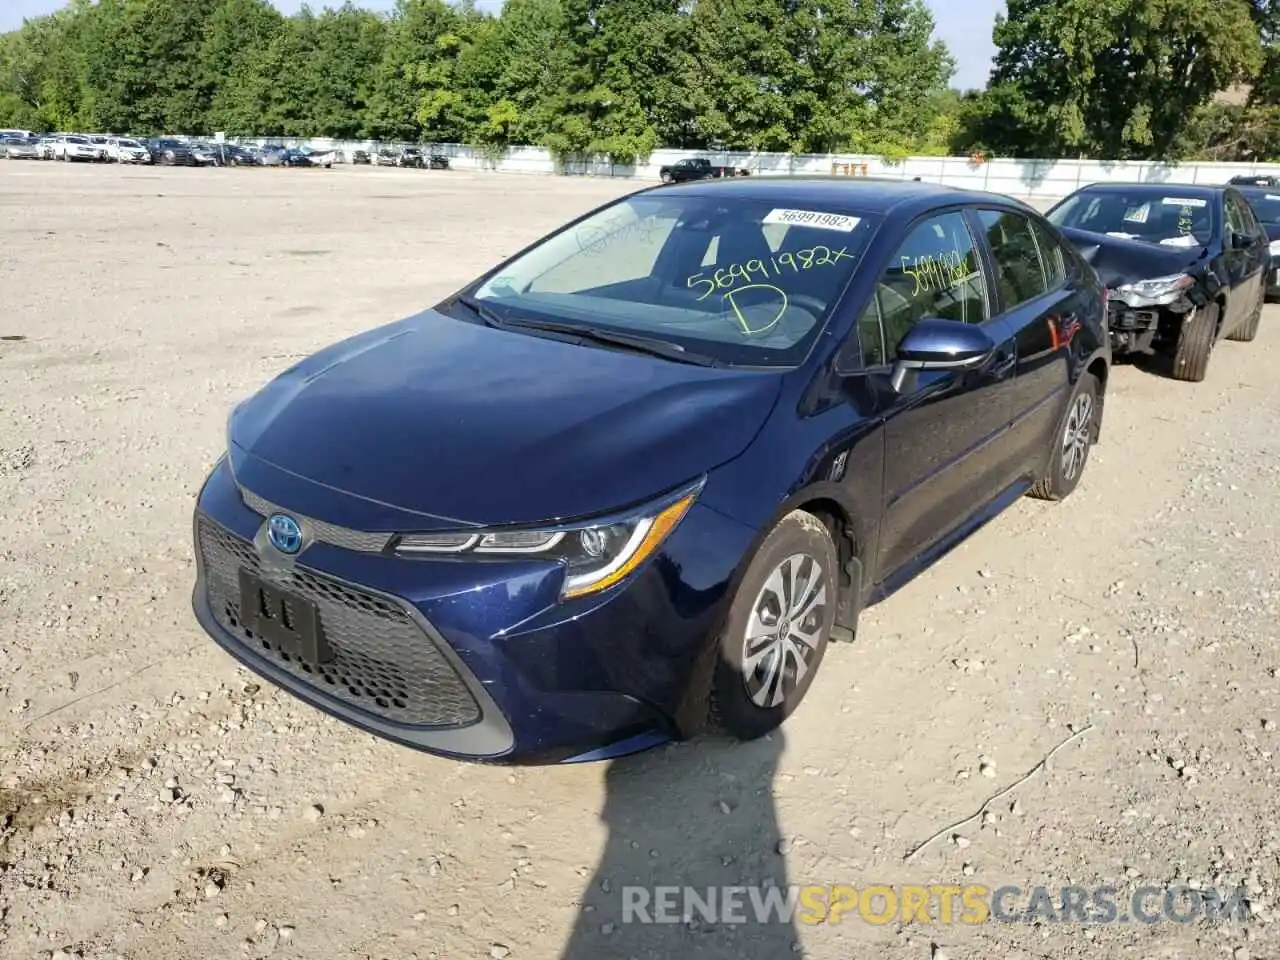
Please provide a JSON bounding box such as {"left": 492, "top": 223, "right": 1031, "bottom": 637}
{"left": 723, "top": 283, "right": 789, "bottom": 336}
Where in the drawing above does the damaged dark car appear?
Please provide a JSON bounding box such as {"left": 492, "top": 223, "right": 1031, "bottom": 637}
{"left": 1046, "top": 183, "right": 1269, "bottom": 382}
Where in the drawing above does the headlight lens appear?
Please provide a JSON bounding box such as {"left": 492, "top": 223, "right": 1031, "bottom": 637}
{"left": 1113, "top": 272, "right": 1195, "bottom": 308}
{"left": 1269, "top": 239, "right": 1280, "bottom": 257}
{"left": 394, "top": 481, "right": 703, "bottom": 600}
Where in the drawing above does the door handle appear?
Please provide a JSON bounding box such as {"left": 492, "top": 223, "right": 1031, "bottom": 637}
{"left": 988, "top": 349, "right": 1017, "bottom": 380}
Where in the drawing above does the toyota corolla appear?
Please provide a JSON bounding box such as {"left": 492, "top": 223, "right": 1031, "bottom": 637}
{"left": 192, "top": 178, "right": 1110, "bottom": 764}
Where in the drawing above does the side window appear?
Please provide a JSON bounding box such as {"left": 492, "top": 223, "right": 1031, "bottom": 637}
{"left": 855, "top": 211, "right": 988, "bottom": 367}
{"left": 1230, "top": 194, "right": 1258, "bottom": 235}
{"left": 1242, "top": 198, "right": 1261, "bottom": 233}
{"left": 1029, "top": 218, "right": 1068, "bottom": 288}
{"left": 978, "top": 209, "right": 1049, "bottom": 310}
{"left": 1225, "top": 195, "right": 1244, "bottom": 236}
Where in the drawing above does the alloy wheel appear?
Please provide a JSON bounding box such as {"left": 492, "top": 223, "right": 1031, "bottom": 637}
{"left": 1061, "top": 392, "right": 1094, "bottom": 482}
{"left": 741, "top": 553, "right": 829, "bottom": 709}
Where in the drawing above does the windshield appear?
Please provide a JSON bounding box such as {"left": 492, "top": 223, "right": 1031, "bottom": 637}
{"left": 1240, "top": 190, "right": 1280, "bottom": 225}
{"left": 1047, "top": 190, "right": 1216, "bottom": 248}
{"left": 66, "top": 136, "right": 88, "bottom": 144}
{"left": 469, "top": 193, "right": 878, "bottom": 366}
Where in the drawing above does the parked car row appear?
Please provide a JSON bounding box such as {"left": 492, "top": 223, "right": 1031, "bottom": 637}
{"left": 1, "top": 132, "right": 451, "bottom": 170}
{"left": 353, "top": 146, "right": 450, "bottom": 169}
{"left": 189, "top": 171, "right": 1274, "bottom": 767}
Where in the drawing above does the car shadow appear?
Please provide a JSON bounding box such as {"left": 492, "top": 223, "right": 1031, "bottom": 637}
{"left": 1114, "top": 350, "right": 1178, "bottom": 379}
{"left": 559, "top": 730, "right": 801, "bottom": 960}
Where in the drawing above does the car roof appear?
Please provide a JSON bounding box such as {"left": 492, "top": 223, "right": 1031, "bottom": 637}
{"left": 1069, "top": 182, "right": 1224, "bottom": 198}
{"left": 648, "top": 175, "right": 1032, "bottom": 218}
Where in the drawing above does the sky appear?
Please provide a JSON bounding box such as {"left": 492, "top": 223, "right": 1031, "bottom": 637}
{"left": 0, "top": 0, "right": 1004, "bottom": 91}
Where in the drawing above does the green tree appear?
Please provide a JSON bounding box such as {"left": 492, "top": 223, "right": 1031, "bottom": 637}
{"left": 202, "top": 0, "right": 287, "bottom": 135}
{"left": 541, "top": 0, "right": 671, "bottom": 162}
{"left": 979, "top": 0, "right": 1263, "bottom": 160}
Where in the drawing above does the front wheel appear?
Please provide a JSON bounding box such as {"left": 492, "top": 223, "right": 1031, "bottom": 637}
{"left": 660, "top": 171, "right": 672, "bottom": 184}
{"left": 709, "top": 510, "right": 839, "bottom": 741}
{"left": 1029, "top": 372, "right": 1099, "bottom": 502}
{"left": 1171, "top": 301, "right": 1218, "bottom": 382}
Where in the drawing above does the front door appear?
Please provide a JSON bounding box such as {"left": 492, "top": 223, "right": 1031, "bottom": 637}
{"left": 852, "top": 209, "right": 1020, "bottom": 582}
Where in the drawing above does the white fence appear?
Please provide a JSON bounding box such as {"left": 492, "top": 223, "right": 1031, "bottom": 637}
{"left": 242, "top": 136, "right": 1280, "bottom": 201}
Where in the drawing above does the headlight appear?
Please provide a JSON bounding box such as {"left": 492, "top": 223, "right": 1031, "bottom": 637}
{"left": 1269, "top": 239, "right": 1280, "bottom": 257}
{"left": 1113, "top": 273, "right": 1195, "bottom": 308}
{"left": 394, "top": 481, "right": 703, "bottom": 600}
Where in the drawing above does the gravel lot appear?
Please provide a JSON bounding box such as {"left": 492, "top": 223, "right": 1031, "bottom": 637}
{"left": 2, "top": 162, "right": 1280, "bottom": 960}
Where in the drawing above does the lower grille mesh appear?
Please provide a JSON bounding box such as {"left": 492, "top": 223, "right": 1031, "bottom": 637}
{"left": 197, "top": 516, "right": 480, "bottom": 727}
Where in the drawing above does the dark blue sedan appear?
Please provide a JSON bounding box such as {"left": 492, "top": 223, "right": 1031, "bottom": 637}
{"left": 191, "top": 178, "right": 1111, "bottom": 764}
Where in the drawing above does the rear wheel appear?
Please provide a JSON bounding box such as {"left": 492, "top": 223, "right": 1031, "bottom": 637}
{"left": 709, "top": 511, "right": 838, "bottom": 741}
{"left": 1227, "top": 284, "right": 1264, "bottom": 342}
{"left": 1170, "top": 301, "right": 1218, "bottom": 382}
{"left": 1029, "top": 372, "right": 1099, "bottom": 502}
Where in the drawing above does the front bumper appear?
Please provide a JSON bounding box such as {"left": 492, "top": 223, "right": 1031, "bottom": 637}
{"left": 190, "top": 457, "right": 754, "bottom": 763}
{"left": 1106, "top": 303, "right": 1161, "bottom": 354}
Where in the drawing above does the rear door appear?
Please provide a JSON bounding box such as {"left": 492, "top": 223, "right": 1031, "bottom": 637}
{"left": 971, "top": 207, "right": 1079, "bottom": 479}
{"left": 1221, "top": 191, "right": 1257, "bottom": 331}
{"left": 1231, "top": 189, "right": 1270, "bottom": 300}
{"left": 852, "top": 209, "right": 1020, "bottom": 582}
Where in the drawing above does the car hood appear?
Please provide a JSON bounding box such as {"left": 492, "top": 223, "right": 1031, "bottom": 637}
{"left": 227, "top": 308, "right": 782, "bottom": 532}
{"left": 1057, "top": 226, "right": 1212, "bottom": 288}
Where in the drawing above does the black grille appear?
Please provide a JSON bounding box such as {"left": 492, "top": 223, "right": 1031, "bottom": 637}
{"left": 197, "top": 516, "right": 480, "bottom": 727}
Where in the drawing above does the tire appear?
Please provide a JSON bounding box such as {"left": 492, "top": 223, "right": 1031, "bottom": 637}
{"left": 708, "top": 510, "right": 839, "bottom": 741}
{"left": 1227, "top": 284, "right": 1264, "bottom": 342}
{"left": 1029, "top": 372, "right": 1099, "bottom": 502}
{"left": 1171, "top": 300, "right": 1218, "bottom": 382}
{"left": 660, "top": 171, "right": 672, "bottom": 184}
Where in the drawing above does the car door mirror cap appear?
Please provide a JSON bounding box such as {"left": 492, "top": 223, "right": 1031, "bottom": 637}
{"left": 890, "top": 319, "right": 997, "bottom": 393}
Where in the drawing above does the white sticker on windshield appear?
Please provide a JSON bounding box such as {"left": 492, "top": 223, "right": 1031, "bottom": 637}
{"left": 1123, "top": 204, "right": 1150, "bottom": 224}
{"left": 763, "top": 208, "right": 861, "bottom": 232}
{"left": 1162, "top": 197, "right": 1208, "bottom": 208}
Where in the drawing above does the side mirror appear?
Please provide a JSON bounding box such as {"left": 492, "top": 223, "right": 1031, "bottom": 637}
{"left": 890, "top": 318, "right": 997, "bottom": 393}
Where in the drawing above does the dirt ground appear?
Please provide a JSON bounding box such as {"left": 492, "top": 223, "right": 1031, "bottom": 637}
{"left": 2, "top": 162, "right": 1280, "bottom": 960}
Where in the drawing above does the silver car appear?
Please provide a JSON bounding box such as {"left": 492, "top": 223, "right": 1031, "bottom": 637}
{"left": 1, "top": 137, "right": 42, "bottom": 159}
{"left": 107, "top": 137, "right": 152, "bottom": 164}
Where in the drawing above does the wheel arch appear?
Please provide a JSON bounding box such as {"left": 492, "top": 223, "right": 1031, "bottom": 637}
{"left": 762, "top": 483, "right": 870, "bottom": 637}
{"left": 1085, "top": 353, "right": 1108, "bottom": 442}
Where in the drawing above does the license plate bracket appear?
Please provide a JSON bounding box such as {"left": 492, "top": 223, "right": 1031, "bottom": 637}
{"left": 238, "top": 569, "right": 332, "bottom": 665}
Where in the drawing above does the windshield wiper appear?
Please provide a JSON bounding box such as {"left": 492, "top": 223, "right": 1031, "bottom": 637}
{"left": 451, "top": 296, "right": 720, "bottom": 366}
{"left": 496, "top": 316, "right": 721, "bottom": 366}
{"left": 451, "top": 293, "right": 509, "bottom": 329}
